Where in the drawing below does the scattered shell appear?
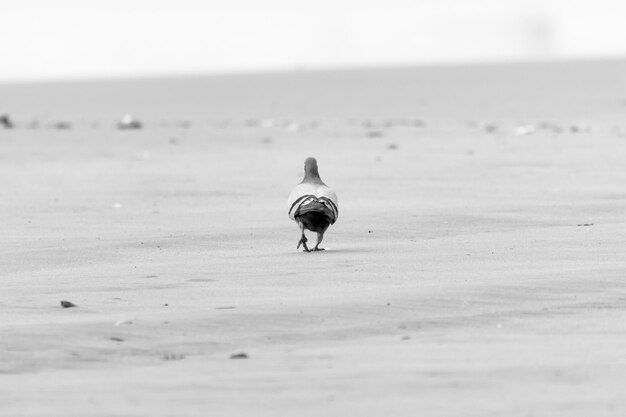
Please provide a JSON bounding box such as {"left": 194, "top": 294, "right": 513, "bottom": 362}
{"left": 515, "top": 124, "right": 536, "bottom": 136}
{"left": 117, "top": 114, "right": 142, "bottom": 130}
{"left": 285, "top": 122, "right": 301, "bottom": 132}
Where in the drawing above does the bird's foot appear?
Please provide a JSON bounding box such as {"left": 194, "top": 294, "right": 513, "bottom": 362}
{"left": 313, "top": 247, "right": 325, "bottom": 251}
{"left": 297, "top": 236, "right": 309, "bottom": 252}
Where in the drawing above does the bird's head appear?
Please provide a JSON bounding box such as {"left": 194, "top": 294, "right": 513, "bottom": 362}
{"left": 302, "top": 157, "right": 324, "bottom": 184}
{"left": 304, "top": 157, "right": 318, "bottom": 172}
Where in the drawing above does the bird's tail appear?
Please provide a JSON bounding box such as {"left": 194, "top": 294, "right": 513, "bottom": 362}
{"left": 297, "top": 199, "right": 336, "bottom": 224}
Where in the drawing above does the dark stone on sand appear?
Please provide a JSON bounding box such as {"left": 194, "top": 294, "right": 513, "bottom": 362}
{"left": 230, "top": 353, "right": 249, "bottom": 359}
{"left": 1, "top": 114, "right": 14, "bottom": 129}
{"left": 110, "top": 337, "right": 124, "bottom": 342}
{"left": 60, "top": 300, "right": 77, "bottom": 308}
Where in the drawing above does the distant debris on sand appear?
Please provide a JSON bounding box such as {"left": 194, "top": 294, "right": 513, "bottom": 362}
{"left": 53, "top": 121, "right": 72, "bottom": 130}
{"left": 537, "top": 121, "right": 563, "bottom": 134}
{"left": 482, "top": 123, "right": 498, "bottom": 134}
{"left": 367, "top": 130, "right": 384, "bottom": 138}
{"left": 0, "top": 114, "right": 14, "bottom": 129}
{"left": 468, "top": 121, "right": 498, "bottom": 133}
{"left": 230, "top": 352, "right": 249, "bottom": 359}
{"left": 569, "top": 124, "right": 590, "bottom": 134}
{"left": 117, "top": 114, "right": 143, "bottom": 130}
{"left": 60, "top": 300, "right": 77, "bottom": 308}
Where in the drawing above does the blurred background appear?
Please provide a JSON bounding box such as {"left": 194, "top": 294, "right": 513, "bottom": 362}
{"left": 1, "top": 0, "right": 626, "bottom": 82}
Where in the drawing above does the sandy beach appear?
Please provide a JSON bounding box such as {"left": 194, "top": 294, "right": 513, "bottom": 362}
{"left": 2, "top": 60, "right": 626, "bottom": 416}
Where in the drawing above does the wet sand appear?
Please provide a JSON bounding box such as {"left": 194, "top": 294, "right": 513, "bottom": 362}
{"left": 2, "top": 60, "right": 626, "bottom": 416}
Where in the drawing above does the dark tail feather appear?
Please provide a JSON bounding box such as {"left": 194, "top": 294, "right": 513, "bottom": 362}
{"left": 297, "top": 201, "right": 334, "bottom": 220}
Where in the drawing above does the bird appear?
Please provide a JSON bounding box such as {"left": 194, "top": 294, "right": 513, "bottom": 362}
{"left": 287, "top": 157, "right": 339, "bottom": 252}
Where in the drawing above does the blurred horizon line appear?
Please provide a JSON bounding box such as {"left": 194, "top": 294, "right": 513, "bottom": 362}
{"left": 2, "top": 54, "right": 626, "bottom": 86}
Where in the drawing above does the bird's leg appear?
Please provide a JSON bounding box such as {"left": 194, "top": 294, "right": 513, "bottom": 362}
{"left": 313, "top": 226, "right": 329, "bottom": 251}
{"left": 296, "top": 223, "right": 310, "bottom": 252}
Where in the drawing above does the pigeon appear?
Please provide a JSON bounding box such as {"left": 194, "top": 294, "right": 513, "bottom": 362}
{"left": 287, "top": 157, "right": 338, "bottom": 252}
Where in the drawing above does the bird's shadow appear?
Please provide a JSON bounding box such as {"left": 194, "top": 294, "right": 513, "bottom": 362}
{"left": 288, "top": 247, "right": 373, "bottom": 255}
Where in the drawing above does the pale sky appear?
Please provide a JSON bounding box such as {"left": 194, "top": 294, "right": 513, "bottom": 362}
{"left": 2, "top": 0, "right": 626, "bottom": 82}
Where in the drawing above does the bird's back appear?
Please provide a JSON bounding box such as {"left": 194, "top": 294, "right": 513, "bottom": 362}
{"left": 287, "top": 182, "right": 339, "bottom": 223}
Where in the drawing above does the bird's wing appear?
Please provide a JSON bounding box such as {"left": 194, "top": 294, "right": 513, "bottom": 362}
{"left": 287, "top": 183, "right": 339, "bottom": 223}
